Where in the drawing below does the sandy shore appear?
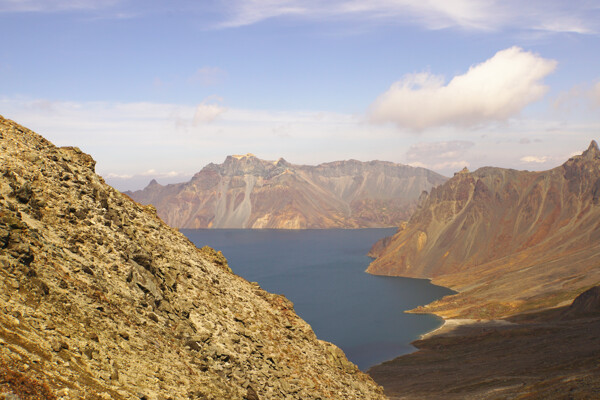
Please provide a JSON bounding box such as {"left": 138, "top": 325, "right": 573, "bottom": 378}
{"left": 420, "top": 318, "right": 515, "bottom": 339}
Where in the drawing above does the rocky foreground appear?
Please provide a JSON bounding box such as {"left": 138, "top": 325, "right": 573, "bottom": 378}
{"left": 0, "top": 115, "right": 386, "bottom": 399}
{"left": 126, "top": 154, "right": 446, "bottom": 229}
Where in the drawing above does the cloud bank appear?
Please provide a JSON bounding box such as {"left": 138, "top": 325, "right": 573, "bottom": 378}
{"left": 369, "top": 47, "right": 557, "bottom": 131}
{"left": 406, "top": 140, "right": 474, "bottom": 172}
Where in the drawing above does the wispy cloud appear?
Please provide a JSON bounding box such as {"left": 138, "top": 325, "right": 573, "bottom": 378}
{"left": 369, "top": 47, "right": 557, "bottom": 131}
{"left": 188, "top": 66, "right": 227, "bottom": 86}
{"left": 520, "top": 155, "right": 548, "bottom": 163}
{"left": 215, "top": 0, "right": 600, "bottom": 34}
{"left": 0, "top": 0, "right": 121, "bottom": 12}
{"left": 553, "top": 80, "right": 600, "bottom": 110}
{"left": 3, "top": 1, "right": 597, "bottom": 35}
{"left": 592, "top": 82, "right": 600, "bottom": 106}
{"left": 406, "top": 141, "right": 473, "bottom": 173}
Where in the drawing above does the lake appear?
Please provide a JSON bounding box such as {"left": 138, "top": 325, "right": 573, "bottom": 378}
{"left": 182, "top": 228, "right": 455, "bottom": 370}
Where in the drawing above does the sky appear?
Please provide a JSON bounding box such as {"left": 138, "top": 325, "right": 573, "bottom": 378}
{"left": 1, "top": 0, "right": 599, "bottom": 191}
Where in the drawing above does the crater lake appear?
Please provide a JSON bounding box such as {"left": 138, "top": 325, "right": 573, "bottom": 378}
{"left": 183, "top": 228, "right": 455, "bottom": 370}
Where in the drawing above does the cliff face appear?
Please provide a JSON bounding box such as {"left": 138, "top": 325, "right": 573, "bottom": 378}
{"left": 367, "top": 141, "right": 600, "bottom": 318}
{"left": 0, "top": 116, "right": 386, "bottom": 400}
{"left": 125, "top": 155, "right": 446, "bottom": 229}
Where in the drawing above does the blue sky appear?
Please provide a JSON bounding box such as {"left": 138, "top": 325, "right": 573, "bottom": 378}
{"left": 1, "top": 0, "right": 599, "bottom": 190}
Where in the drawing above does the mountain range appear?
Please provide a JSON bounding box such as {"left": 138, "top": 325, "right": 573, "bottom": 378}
{"left": 125, "top": 154, "right": 446, "bottom": 229}
{"left": 367, "top": 140, "right": 600, "bottom": 319}
{"left": 366, "top": 141, "right": 600, "bottom": 398}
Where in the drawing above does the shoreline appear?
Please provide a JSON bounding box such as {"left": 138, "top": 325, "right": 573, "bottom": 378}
{"left": 418, "top": 318, "right": 515, "bottom": 339}
{"left": 367, "top": 317, "right": 516, "bottom": 373}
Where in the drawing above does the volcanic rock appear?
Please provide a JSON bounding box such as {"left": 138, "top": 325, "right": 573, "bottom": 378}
{"left": 0, "top": 115, "right": 386, "bottom": 399}
{"left": 125, "top": 154, "right": 446, "bottom": 229}
{"left": 368, "top": 141, "right": 600, "bottom": 318}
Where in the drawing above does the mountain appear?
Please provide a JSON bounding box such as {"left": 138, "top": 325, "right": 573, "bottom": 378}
{"left": 367, "top": 141, "right": 600, "bottom": 319}
{"left": 0, "top": 115, "right": 386, "bottom": 399}
{"left": 124, "top": 154, "right": 446, "bottom": 229}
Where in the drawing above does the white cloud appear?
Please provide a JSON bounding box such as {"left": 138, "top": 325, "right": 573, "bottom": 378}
{"left": 139, "top": 169, "right": 181, "bottom": 178}
{"left": 193, "top": 100, "right": 226, "bottom": 124}
{"left": 369, "top": 47, "right": 557, "bottom": 131}
{"left": 104, "top": 172, "right": 133, "bottom": 179}
{"left": 520, "top": 155, "right": 548, "bottom": 163}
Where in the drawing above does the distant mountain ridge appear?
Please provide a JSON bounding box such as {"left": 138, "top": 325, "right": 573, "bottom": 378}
{"left": 367, "top": 141, "right": 600, "bottom": 319}
{"left": 125, "top": 154, "right": 447, "bottom": 229}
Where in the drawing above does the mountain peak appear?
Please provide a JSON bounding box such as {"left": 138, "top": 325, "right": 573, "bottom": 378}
{"left": 583, "top": 140, "right": 600, "bottom": 159}
{"left": 454, "top": 166, "right": 470, "bottom": 176}
{"left": 231, "top": 153, "right": 256, "bottom": 159}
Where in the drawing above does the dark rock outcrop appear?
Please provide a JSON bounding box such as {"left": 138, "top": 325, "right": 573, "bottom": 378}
{"left": 562, "top": 285, "right": 600, "bottom": 318}
{"left": 0, "top": 116, "right": 386, "bottom": 399}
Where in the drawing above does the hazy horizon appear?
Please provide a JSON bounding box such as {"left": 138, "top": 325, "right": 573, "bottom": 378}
{"left": 1, "top": 1, "right": 599, "bottom": 190}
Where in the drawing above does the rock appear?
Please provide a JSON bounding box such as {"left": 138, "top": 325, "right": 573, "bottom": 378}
{"left": 0, "top": 115, "right": 386, "bottom": 399}
{"left": 245, "top": 385, "right": 260, "bottom": 400}
{"left": 563, "top": 286, "right": 600, "bottom": 318}
{"left": 368, "top": 144, "right": 600, "bottom": 319}
{"left": 125, "top": 155, "right": 446, "bottom": 229}
{"left": 15, "top": 182, "right": 33, "bottom": 204}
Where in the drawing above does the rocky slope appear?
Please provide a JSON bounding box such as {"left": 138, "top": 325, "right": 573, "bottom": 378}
{"left": 0, "top": 115, "right": 386, "bottom": 400}
{"left": 368, "top": 286, "right": 600, "bottom": 399}
{"left": 367, "top": 141, "right": 600, "bottom": 319}
{"left": 125, "top": 154, "right": 446, "bottom": 229}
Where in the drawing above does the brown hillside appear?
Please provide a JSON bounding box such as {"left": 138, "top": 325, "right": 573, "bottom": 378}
{"left": 367, "top": 141, "right": 600, "bottom": 318}
{"left": 369, "top": 286, "right": 600, "bottom": 399}
{"left": 0, "top": 115, "right": 386, "bottom": 399}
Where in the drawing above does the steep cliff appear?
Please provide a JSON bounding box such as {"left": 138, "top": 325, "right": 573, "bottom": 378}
{"left": 0, "top": 116, "right": 386, "bottom": 399}
{"left": 368, "top": 141, "right": 600, "bottom": 318}
{"left": 125, "top": 155, "right": 446, "bottom": 229}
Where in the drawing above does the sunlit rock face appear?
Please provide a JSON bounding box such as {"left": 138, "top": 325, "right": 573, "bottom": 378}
{"left": 0, "top": 116, "right": 387, "bottom": 400}
{"left": 368, "top": 141, "right": 600, "bottom": 319}
{"left": 125, "top": 154, "right": 447, "bottom": 229}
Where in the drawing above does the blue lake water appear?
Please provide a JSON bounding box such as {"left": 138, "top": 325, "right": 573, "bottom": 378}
{"left": 182, "top": 228, "right": 455, "bottom": 370}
